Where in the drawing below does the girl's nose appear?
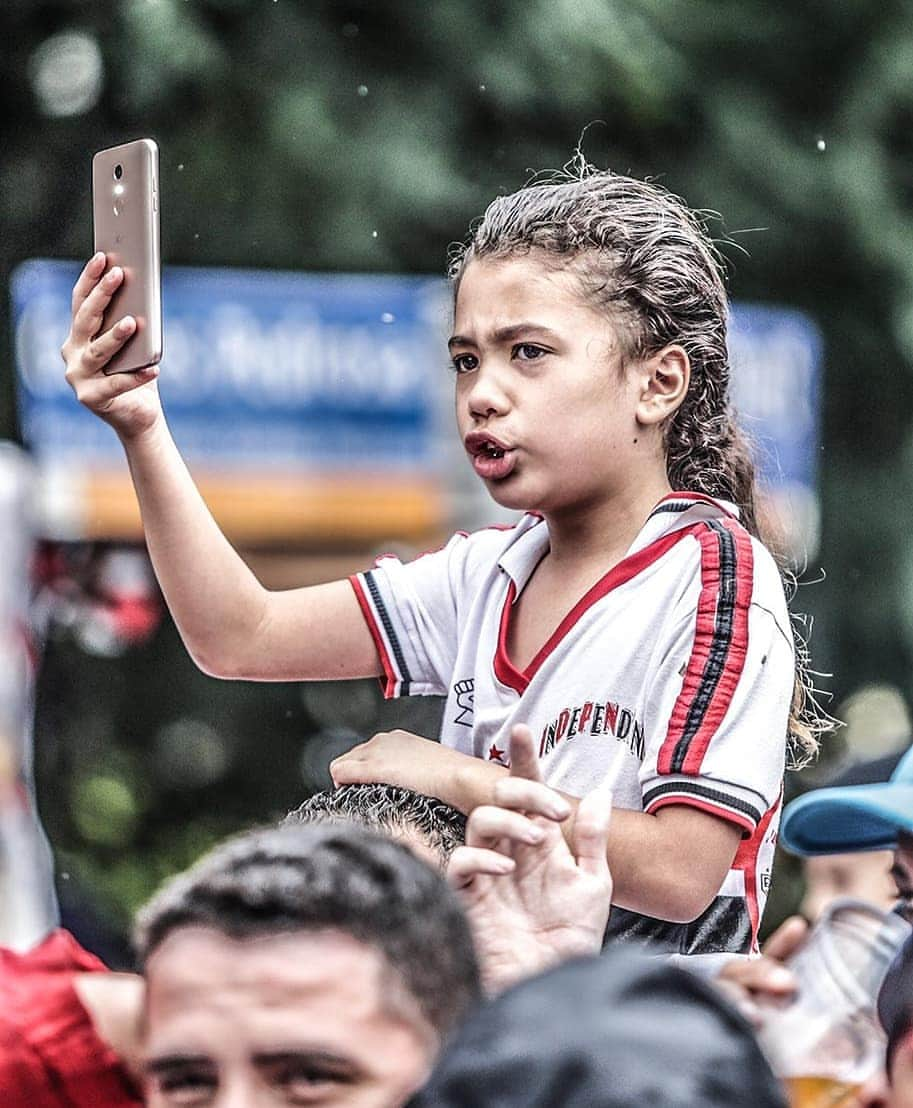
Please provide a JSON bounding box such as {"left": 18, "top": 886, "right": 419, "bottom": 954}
{"left": 465, "top": 366, "right": 510, "bottom": 420}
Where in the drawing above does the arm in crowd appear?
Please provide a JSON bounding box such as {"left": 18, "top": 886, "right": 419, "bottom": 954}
{"left": 333, "top": 728, "right": 741, "bottom": 922}
{"left": 61, "top": 255, "right": 381, "bottom": 683}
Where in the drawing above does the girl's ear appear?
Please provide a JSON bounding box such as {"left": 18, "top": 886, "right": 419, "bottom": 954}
{"left": 635, "top": 344, "right": 690, "bottom": 426}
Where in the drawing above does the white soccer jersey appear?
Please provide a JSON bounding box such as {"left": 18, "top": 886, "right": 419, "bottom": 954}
{"left": 350, "top": 493, "right": 793, "bottom": 958}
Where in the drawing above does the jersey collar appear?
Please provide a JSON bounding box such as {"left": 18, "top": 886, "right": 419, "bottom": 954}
{"left": 629, "top": 492, "right": 740, "bottom": 555}
{"left": 497, "top": 493, "right": 740, "bottom": 592}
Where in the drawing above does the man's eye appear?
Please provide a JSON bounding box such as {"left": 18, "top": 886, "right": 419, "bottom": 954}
{"left": 155, "top": 1072, "right": 217, "bottom": 1106}
{"left": 451, "top": 353, "right": 478, "bottom": 374}
{"left": 276, "top": 1065, "right": 346, "bottom": 1102}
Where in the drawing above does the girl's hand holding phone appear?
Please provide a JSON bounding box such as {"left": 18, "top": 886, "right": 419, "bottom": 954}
{"left": 61, "top": 252, "right": 163, "bottom": 442}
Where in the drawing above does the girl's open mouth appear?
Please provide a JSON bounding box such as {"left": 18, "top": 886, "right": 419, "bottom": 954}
{"left": 465, "top": 433, "right": 517, "bottom": 481}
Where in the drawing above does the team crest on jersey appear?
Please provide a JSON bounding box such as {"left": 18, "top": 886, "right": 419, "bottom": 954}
{"left": 452, "top": 678, "right": 475, "bottom": 726}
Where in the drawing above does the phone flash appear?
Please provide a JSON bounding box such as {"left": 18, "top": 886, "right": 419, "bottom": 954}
{"left": 114, "top": 184, "right": 125, "bottom": 196}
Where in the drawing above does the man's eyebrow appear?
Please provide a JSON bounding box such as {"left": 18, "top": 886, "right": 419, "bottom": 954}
{"left": 253, "top": 1049, "right": 362, "bottom": 1078}
{"left": 448, "top": 323, "right": 560, "bottom": 351}
{"left": 145, "top": 1053, "right": 215, "bottom": 1075}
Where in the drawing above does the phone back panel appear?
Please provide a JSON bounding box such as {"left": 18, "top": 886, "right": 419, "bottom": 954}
{"left": 92, "top": 138, "right": 162, "bottom": 374}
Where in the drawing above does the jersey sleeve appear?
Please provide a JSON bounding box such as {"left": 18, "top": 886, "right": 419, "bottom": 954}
{"left": 349, "top": 531, "right": 486, "bottom": 699}
{"left": 639, "top": 525, "right": 793, "bottom": 835}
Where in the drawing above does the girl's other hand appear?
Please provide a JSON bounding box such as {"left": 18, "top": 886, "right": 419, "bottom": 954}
{"left": 330, "top": 730, "right": 505, "bottom": 812}
{"left": 61, "top": 253, "right": 163, "bottom": 441}
{"left": 330, "top": 730, "right": 454, "bottom": 797}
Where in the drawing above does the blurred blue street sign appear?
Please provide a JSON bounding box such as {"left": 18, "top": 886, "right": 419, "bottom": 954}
{"left": 12, "top": 260, "right": 449, "bottom": 542}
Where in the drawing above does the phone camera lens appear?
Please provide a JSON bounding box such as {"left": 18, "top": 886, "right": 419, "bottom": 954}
{"left": 114, "top": 164, "right": 123, "bottom": 180}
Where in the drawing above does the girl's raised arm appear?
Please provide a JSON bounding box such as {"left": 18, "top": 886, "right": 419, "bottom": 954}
{"left": 62, "top": 255, "right": 382, "bottom": 683}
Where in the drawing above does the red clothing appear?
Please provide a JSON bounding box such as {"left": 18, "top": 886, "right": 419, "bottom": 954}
{"left": 0, "top": 928, "right": 141, "bottom": 1107}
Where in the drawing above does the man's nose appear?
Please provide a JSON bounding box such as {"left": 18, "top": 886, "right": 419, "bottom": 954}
{"left": 216, "top": 1075, "right": 266, "bottom": 1108}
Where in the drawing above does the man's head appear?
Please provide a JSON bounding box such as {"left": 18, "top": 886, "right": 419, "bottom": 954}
{"left": 134, "top": 823, "right": 481, "bottom": 1107}
{"left": 284, "top": 784, "right": 466, "bottom": 869}
{"left": 781, "top": 747, "right": 913, "bottom": 919}
{"left": 874, "top": 938, "right": 913, "bottom": 1106}
{"left": 409, "top": 950, "right": 787, "bottom": 1108}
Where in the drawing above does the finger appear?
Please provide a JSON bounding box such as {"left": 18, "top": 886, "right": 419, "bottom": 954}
{"left": 574, "top": 789, "right": 612, "bottom": 878}
{"left": 70, "top": 252, "right": 107, "bottom": 317}
{"left": 75, "top": 362, "right": 159, "bottom": 411}
{"left": 447, "top": 846, "right": 515, "bottom": 888}
{"left": 329, "top": 756, "right": 377, "bottom": 788}
{"left": 508, "top": 724, "right": 543, "bottom": 784}
{"left": 713, "top": 979, "right": 764, "bottom": 1027}
{"left": 718, "top": 954, "right": 797, "bottom": 998}
{"left": 71, "top": 267, "right": 125, "bottom": 345}
{"left": 329, "top": 756, "right": 354, "bottom": 786}
{"left": 466, "top": 805, "right": 547, "bottom": 849}
{"left": 73, "top": 315, "right": 136, "bottom": 376}
{"left": 761, "top": 915, "right": 808, "bottom": 962}
{"left": 492, "top": 776, "right": 571, "bottom": 821}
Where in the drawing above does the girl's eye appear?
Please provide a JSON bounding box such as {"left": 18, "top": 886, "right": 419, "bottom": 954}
{"left": 513, "top": 343, "right": 547, "bottom": 362}
{"left": 451, "top": 353, "right": 478, "bottom": 374}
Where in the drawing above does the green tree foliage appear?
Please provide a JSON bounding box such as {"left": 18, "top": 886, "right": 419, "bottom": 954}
{"left": 3, "top": 0, "right": 913, "bottom": 936}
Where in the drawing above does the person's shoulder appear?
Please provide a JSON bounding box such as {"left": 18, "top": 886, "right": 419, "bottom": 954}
{"left": 441, "top": 514, "right": 540, "bottom": 559}
{"left": 439, "top": 514, "right": 544, "bottom": 589}
{"left": 662, "top": 506, "right": 788, "bottom": 615}
{"left": 0, "top": 929, "right": 107, "bottom": 979}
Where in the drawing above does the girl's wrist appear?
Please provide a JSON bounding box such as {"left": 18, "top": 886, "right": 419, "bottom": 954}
{"left": 118, "top": 409, "right": 171, "bottom": 457}
{"left": 451, "top": 753, "right": 507, "bottom": 815}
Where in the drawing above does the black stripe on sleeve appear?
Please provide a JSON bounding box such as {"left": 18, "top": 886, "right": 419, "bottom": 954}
{"left": 364, "top": 570, "right": 412, "bottom": 695}
{"left": 642, "top": 780, "right": 763, "bottom": 827}
{"left": 670, "top": 520, "right": 737, "bottom": 773}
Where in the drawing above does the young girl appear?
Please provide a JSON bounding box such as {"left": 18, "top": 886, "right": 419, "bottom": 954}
{"left": 62, "top": 167, "right": 817, "bottom": 959}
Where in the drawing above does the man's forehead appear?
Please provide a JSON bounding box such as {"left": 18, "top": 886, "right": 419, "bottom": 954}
{"left": 145, "top": 925, "right": 388, "bottom": 1006}
{"left": 142, "top": 924, "right": 437, "bottom": 1075}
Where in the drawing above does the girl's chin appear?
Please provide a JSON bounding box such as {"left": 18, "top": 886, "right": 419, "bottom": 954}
{"left": 483, "top": 482, "right": 542, "bottom": 513}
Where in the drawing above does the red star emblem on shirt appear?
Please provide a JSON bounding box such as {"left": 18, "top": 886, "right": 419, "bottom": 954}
{"left": 488, "top": 744, "right": 505, "bottom": 763}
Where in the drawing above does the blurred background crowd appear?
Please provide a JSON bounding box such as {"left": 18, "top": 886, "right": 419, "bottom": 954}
{"left": 3, "top": 0, "right": 913, "bottom": 961}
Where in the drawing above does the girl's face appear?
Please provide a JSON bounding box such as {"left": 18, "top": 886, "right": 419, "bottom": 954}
{"left": 450, "top": 256, "right": 659, "bottom": 517}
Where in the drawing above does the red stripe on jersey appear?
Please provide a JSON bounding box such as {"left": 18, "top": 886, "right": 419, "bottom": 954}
{"left": 348, "top": 575, "right": 399, "bottom": 699}
{"left": 657, "top": 520, "right": 754, "bottom": 776}
{"left": 493, "top": 525, "right": 703, "bottom": 696}
{"left": 494, "top": 579, "right": 525, "bottom": 692}
{"left": 644, "top": 793, "right": 756, "bottom": 836}
{"left": 734, "top": 794, "right": 781, "bottom": 953}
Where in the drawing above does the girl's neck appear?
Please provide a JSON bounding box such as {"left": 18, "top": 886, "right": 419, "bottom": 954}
{"left": 543, "top": 474, "right": 673, "bottom": 570}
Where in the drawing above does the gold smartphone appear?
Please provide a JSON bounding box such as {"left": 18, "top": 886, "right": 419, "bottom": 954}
{"left": 92, "top": 138, "right": 162, "bottom": 375}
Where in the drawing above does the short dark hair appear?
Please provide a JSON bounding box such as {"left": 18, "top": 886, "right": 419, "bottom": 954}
{"left": 283, "top": 784, "right": 467, "bottom": 864}
{"left": 409, "top": 951, "right": 788, "bottom": 1108}
{"left": 134, "top": 823, "right": 481, "bottom": 1039}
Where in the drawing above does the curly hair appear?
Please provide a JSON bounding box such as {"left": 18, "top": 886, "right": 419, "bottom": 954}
{"left": 283, "top": 783, "right": 467, "bottom": 866}
{"left": 450, "top": 165, "right": 826, "bottom": 762}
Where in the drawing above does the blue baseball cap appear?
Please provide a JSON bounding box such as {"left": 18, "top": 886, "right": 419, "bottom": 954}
{"left": 780, "top": 745, "right": 913, "bottom": 856}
